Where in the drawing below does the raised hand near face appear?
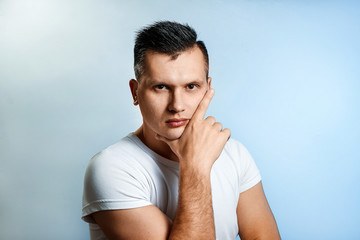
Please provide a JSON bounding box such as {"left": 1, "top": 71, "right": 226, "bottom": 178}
{"left": 156, "top": 88, "right": 231, "bottom": 175}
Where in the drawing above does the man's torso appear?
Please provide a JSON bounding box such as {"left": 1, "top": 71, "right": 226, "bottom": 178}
{"left": 82, "top": 133, "right": 261, "bottom": 239}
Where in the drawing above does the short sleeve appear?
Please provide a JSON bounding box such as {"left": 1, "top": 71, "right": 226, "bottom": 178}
{"left": 82, "top": 150, "right": 152, "bottom": 223}
{"left": 237, "top": 143, "right": 261, "bottom": 193}
{"left": 226, "top": 139, "right": 262, "bottom": 194}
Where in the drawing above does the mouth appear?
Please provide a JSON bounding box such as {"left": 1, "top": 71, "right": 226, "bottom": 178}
{"left": 166, "top": 118, "right": 189, "bottom": 128}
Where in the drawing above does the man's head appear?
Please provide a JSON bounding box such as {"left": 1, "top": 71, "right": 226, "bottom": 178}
{"left": 134, "top": 21, "right": 209, "bottom": 81}
{"left": 130, "top": 21, "right": 212, "bottom": 144}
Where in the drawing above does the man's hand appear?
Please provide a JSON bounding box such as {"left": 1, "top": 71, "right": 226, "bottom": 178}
{"left": 156, "top": 88, "right": 231, "bottom": 240}
{"left": 156, "top": 88, "right": 231, "bottom": 175}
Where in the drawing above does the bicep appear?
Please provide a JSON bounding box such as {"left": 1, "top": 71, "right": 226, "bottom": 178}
{"left": 237, "top": 181, "right": 280, "bottom": 240}
{"left": 93, "top": 205, "right": 172, "bottom": 240}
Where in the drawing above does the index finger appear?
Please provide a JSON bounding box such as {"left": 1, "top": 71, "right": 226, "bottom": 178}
{"left": 191, "top": 88, "right": 215, "bottom": 121}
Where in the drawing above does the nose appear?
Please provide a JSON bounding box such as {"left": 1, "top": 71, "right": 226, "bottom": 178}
{"left": 168, "top": 89, "right": 185, "bottom": 113}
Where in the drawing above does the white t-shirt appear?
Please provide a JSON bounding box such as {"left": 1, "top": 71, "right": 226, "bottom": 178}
{"left": 82, "top": 133, "right": 261, "bottom": 239}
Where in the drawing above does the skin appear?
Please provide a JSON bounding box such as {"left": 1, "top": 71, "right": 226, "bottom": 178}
{"left": 93, "top": 45, "right": 281, "bottom": 239}
{"left": 130, "top": 47, "right": 213, "bottom": 161}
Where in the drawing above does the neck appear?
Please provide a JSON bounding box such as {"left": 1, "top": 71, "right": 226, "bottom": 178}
{"left": 134, "top": 126, "right": 179, "bottom": 162}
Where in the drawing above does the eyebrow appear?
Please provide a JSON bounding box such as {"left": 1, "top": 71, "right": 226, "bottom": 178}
{"left": 146, "top": 79, "right": 165, "bottom": 86}
{"left": 147, "top": 79, "right": 205, "bottom": 86}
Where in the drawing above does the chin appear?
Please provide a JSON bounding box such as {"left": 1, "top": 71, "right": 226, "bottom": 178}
{"left": 162, "top": 127, "right": 185, "bottom": 140}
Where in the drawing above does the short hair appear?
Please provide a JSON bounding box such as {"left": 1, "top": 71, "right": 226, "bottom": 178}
{"left": 134, "top": 21, "right": 209, "bottom": 81}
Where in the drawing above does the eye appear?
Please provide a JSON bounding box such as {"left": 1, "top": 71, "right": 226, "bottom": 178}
{"left": 187, "top": 84, "right": 198, "bottom": 90}
{"left": 154, "top": 84, "right": 167, "bottom": 90}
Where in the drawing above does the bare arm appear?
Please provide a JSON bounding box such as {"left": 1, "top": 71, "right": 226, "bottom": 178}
{"left": 237, "top": 181, "right": 281, "bottom": 240}
{"left": 93, "top": 170, "right": 216, "bottom": 240}
{"left": 93, "top": 172, "right": 215, "bottom": 240}
{"left": 168, "top": 163, "right": 215, "bottom": 239}
{"left": 93, "top": 205, "right": 172, "bottom": 240}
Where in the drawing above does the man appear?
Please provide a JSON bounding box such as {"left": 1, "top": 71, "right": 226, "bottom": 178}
{"left": 82, "top": 21, "right": 280, "bottom": 239}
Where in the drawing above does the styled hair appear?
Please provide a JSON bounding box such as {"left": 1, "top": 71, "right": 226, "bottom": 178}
{"left": 134, "top": 21, "right": 209, "bottom": 81}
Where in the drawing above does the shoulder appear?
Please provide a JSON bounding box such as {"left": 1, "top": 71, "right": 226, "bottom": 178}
{"left": 82, "top": 135, "right": 153, "bottom": 202}
{"left": 84, "top": 135, "right": 150, "bottom": 188}
{"left": 224, "top": 138, "right": 245, "bottom": 150}
{"left": 222, "top": 138, "right": 251, "bottom": 161}
{"left": 82, "top": 135, "right": 155, "bottom": 223}
{"left": 93, "top": 135, "right": 141, "bottom": 161}
{"left": 215, "top": 138, "right": 254, "bottom": 174}
{"left": 219, "top": 138, "right": 261, "bottom": 190}
{"left": 88, "top": 134, "right": 144, "bottom": 170}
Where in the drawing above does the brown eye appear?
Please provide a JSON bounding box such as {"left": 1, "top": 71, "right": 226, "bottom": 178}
{"left": 187, "top": 84, "right": 197, "bottom": 90}
{"left": 155, "top": 85, "right": 167, "bottom": 90}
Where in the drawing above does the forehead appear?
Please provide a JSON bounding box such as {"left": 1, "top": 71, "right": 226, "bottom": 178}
{"left": 141, "top": 46, "right": 207, "bottom": 84}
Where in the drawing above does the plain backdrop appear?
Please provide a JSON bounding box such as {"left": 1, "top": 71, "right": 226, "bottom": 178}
{"left": 1, "top": 0, "right": 359, "bottom": 239}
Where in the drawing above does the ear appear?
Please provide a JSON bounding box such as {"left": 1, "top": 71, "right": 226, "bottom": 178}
{"left": 207, "top": 77, "right": 212, "bottom": 89}
{"left": 129, "top": 79, "right": 139, "bottom": 105}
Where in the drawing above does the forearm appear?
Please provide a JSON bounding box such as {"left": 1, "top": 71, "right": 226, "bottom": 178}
{"left": 155, "top": 89, "right": 229, "bottom": 240}
{"left": 168, "top": 167, "right": 215, "bottom": 240}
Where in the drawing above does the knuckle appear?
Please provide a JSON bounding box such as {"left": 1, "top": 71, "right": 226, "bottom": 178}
{"left": 214, "top": 122, "right": 222, "bottom": 129}
{"left": 224, "top": 128, "right": 231, "bottom": 136}
{"left": 206, "top": 116, "right": 216, "bottom": 122}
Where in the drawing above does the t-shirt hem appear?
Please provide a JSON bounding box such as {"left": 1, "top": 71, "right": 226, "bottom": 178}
{"left": 82, "top": 199, "right": 152, "bottom": 223}
{"left": 238, "top": 174, "right": 262, "bottom": 193}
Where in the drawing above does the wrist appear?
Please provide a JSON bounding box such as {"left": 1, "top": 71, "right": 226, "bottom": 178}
{"left": 179, "top": 163, "right": 212, "bottom": 181}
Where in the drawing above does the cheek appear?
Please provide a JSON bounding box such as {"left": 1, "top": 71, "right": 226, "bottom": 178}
{"left": 139, "top": 93, "right": 167, "bottom": 115}
{"left": 189, "top": 92, "right": 207, "bottom": 113}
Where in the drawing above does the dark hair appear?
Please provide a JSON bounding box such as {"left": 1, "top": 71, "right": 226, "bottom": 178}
{"left": 134, "top": 21, "right": 209, "bottom": 81}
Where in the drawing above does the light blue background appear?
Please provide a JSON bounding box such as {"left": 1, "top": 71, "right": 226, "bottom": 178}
{"left": 1, "top": 0, "right": 359, "bottom": 239}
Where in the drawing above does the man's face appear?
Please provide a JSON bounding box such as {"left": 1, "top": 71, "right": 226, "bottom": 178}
{"left": 131, "top": 46, "right": 211, "bottom": 140}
